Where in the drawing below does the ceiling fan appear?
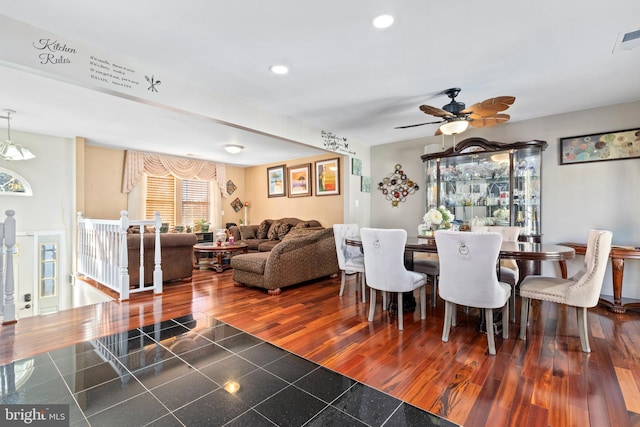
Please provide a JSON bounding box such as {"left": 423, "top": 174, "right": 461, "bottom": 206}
{"left": 395, "top": 88, "right": 515, "bottom": 135}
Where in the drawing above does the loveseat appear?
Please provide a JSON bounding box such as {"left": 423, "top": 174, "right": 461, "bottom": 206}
{"left": 228, "top": 218, "right": 324, "bottom": 252}
{"left": 127, "top": 232, "right": 197, "bottom": 286}
{"left": 231, "top": 227, "right": 339, "bottom": 295}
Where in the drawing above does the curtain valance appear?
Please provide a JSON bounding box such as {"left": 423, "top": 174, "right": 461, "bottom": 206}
{"left": 122, "top": 150, "right": 226, "bottom": 195}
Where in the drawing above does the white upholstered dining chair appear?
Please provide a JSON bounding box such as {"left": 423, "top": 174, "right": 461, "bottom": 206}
{"left": 471, "top": 225, "right": 520, "bottom": 321}
{"left": 436, "top": 230, "right": 511, "bottom": 355}
{"left": 519, "top": 229, "right": 612, "bottom": 353}
{"left": 333, "top": 224, "right": 367, "bottom": 302}
{"left": 360, "top": 228, "right": 427, "bottom": 330}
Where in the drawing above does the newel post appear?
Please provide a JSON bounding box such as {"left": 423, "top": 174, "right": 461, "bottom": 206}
{"left": 153, "top": 212, "right": 163, "bottom": 294}
{"left": 119, "top": 210, "right": 130, "bottom": 300}
{"left": 2, "top": 210, "right": 17, "bottom": 325}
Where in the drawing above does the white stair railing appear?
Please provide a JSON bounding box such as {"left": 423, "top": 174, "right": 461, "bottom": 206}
{"left": 77, "top": 211, "right": 163, "bottom": 300}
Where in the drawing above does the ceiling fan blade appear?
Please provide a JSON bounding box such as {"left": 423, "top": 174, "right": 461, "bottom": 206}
{"left": 395, "top": 119, "right": 444, "bottom": 129}
{"left": 419, "top": 104, "right": 454, "bottom": 118}
{"left": 469, "top": 114, "right": 510, "bottom": 128}
{"left": 461, "top": 96, "right": 515, "bottom": 116}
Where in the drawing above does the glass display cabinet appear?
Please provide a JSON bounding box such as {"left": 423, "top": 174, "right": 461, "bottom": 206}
{"left": 421, "top": 137, "right": 548, "bottom": 242}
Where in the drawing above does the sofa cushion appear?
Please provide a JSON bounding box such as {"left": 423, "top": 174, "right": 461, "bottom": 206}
{"left": 245, "top": 239, "right": 265, "bottom": 251}
{"left": 257, "top": 220, "right": 271, "bottom": 239}
{"left": 258, "top": 240, "right": 281, "bottom": 252}
{"left": 231, "top": 252, "right": 269, "bottom": 275}
{"left": 267, "top": 220, "right": 283, "bottom": 240}
{"left": 239, "top": 225, "right": 256, "bottom": 240}
{"left": 277, "top": 222, "right": 292, "bottom": 239}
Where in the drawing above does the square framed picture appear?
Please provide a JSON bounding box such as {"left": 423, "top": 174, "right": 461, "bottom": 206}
{"left": 230, "top": 197, "right": 243, "bottom": 212}
{"left": 315, "top": 158, "right": 340, "bottom": 196}
{"left": 287, "top": 163, "right": 312, "bottom": 197}
{"left": 267, "top": 164, "right": 286, "bottom": 197}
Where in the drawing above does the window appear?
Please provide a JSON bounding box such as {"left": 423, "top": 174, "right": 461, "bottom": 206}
{"left": 146, "top": 175, "right": 176, "bottom": 226}
{"left": 145, "top": 175, "right": 211, "bottom": 227}
{"left": 182, "top": 179, "right": 210, "bottom": 227}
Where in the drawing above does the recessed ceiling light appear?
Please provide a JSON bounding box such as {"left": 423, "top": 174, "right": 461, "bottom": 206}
{"left": 269, "top": 65, "right": 289, "bottom": 75}
{"left": 372, "top": 14, "right": 394, "bottom": 29}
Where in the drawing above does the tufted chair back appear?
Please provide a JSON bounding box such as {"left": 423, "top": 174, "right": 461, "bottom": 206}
{"left": 436, "top": 230, "right": 508, "bottom": 308}
{"left": 566, "top": 229, "right": 613, "bottom": 307}
{"left": 519, "top": 229, "right": 612, "bottom": 353}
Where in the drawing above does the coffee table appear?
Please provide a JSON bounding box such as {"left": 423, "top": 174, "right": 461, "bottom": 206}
{"left": 193, "top": 242, "right": 248, "bottom": 273}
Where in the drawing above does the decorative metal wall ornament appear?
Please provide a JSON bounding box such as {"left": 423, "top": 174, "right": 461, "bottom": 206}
{"left": 377, "top": 164, "right": 419, "bottom": 206}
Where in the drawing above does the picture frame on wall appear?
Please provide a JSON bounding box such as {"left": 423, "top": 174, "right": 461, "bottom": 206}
{"left": 351, "top": 157, "right": 362, "bottom": 176}
{"left": 559, "top": 128, "right": 640, "bottom": 165}
{"left": 287, "top": 163, "right": 312, "bottom": 197}
{"left": 267, "top": 164, "right": 286, "bottom": 197}
{"left": 315, "top": 158, "right": 340, "bottom": 196}
{"left": 361, "top": 176, "right": 371, "bottom": 193}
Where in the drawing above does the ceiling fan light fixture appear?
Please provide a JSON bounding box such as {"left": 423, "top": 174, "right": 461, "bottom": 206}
{"left": 439, "top": 120, "right": 469, "bottom": 136}
{"left": 224, "top": 144, "right": 244, "bottom": 154}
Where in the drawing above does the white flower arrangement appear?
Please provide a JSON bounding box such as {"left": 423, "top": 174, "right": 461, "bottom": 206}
{"left": 423, "top": 206, "right": 455, "bottom": 229}
{"left": 493, "top": 208, "right": 510, "bottom": 222}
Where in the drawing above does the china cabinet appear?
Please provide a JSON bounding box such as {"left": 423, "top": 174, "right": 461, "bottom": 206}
{"left": 421, "top": 137, "right": 548, "bottom": 242}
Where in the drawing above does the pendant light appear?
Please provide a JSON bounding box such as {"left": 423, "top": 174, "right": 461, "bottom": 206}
{"left": 0, "top": 110, "right": 36, "bottom": 161}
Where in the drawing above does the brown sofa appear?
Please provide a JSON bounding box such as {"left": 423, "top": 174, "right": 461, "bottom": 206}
{"left": 228, "top": 218, "right": 324, "bottom": 252}
{"left": 127, "top": 232, "right": 197, "bottom": 286}
{"left": 231, "top": 227, "right": 339, "bottom": 295}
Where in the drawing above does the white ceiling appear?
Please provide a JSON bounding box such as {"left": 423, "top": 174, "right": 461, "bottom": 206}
{"left": 1, "top": 1, "right": 640, "bottom": 166}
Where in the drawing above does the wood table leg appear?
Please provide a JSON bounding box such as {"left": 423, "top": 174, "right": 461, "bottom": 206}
{"left": 559, "top": 260, "right": 567, "bottom": 279}
{"left": 599, "top": 257, "right": 626, "bottom": 313}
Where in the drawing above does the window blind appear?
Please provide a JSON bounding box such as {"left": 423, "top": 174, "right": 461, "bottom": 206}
{"left": 146, "top": 175, "right": 176, "bottom": 225}
{"left": 182, "top": 179, "right": 210, "bottom": 226}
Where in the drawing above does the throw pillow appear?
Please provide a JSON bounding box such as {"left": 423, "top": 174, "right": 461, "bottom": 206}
{"left": 256, "top": 220, "right": 271, "bottom": 239}
{"left": 276, "top": 222, "right": 292, "bottom": 239}
{"left": 267, "top": 220, "right": 283, "bottom": 240}
{"left": 239, "top": 225, "right": 256, "bottom": 240}
{"left": 294, "top": 221, "right": 310, "bottom": 229}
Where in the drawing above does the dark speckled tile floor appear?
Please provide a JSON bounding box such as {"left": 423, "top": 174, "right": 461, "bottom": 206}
{"left": 0, "top": 314, "right": 459, "bottom": 426}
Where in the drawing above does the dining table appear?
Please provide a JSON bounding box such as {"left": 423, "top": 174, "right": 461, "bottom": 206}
{"left": 345, "top": 235, "right": 575, "bottom": 278}
{"left": 345, "top": 235, "right": 576, "bottom": 328}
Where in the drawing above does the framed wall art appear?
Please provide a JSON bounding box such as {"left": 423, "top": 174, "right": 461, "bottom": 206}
{"left": 559, "top": 128, "right": 640, "bottom": 165}
{"left": 230, "top": 197, "right": 244, "bottom": 212}
{"left": 315, "top": 158, "right": 340, "bottom": 196}
{"left": 287, "top": 163, "right": 312, "bottom": 197}
{"left": 226, "top": 179, "right": 237, "bottom": 195}
{"left": 267, "top": 164, "right": 286, "bottom": 197}
{"left": 361, "top": 176, "right": 371, "bottom": 193}
{"left": 351, "top": 157, "right": 362, "bottom": 176}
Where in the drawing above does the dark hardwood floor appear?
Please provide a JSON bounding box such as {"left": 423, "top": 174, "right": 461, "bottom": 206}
{"left": 2, "top": 270, "right": 639, "bottom": 427}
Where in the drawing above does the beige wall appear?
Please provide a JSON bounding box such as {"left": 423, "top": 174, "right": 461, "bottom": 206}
{"left": 220, "top": 165, "right": 246, "bottom": 227}
{"left": 242, "top": 152, "right": 345, "bottom": 227}
{"left": 81, "top": 145, "right": 345, "bottom": 229}
{"left": 82, "top": 144, "right": 128, "bottom": 219}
